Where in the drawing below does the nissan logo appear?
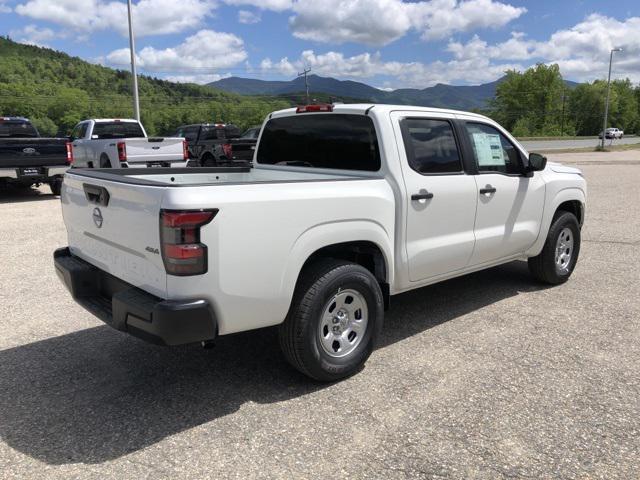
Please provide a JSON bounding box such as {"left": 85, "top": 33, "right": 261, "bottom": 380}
{"left": 92, "top": 208, "right": 103, "bottom": 228}
{"left": 22, "top": 147, "right": 36, "bottom": 154}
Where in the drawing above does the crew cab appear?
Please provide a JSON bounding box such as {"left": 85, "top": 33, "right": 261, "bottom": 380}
{"left": 69, "top": 119, "right": 188, "bottom": 168}
{"left": 171, "top": 123, "right": 243, "bottom": 167}
{"left": 230, "top": 126, "right": 260, "bottom": 162}
{"left": 55, "top": 104, "right": 587, "bottom": 381}
{"left": 0, "top": 117, "right": 71, "bottom": 195}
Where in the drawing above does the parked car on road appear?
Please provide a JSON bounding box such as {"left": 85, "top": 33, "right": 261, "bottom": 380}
{"left": 0, "top": 116, "right": 70, "bottom": 195}
{"left": 69, "top": 119, "right": 188, "bottom": 168}
{"left": 55, "top": 103, "right": 587, "bottom": 381}
{"left": 171, "top": 123, "right": 244, "bottom": 166}
{"left": 599, "top": 127, "right": 624, "bottom": 139}
{"left": 230, "top": 126, "right": 260, "bottom": 162}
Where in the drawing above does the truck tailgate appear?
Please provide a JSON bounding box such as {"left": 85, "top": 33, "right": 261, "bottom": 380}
{"left": 61, "top": 172, "right": 167, "bottom": 297}
{"left": 124, "top": 138, "right": 184, "bottom": 165}
{"left": 0, "top": 138, "right": 68, "bottom": 168}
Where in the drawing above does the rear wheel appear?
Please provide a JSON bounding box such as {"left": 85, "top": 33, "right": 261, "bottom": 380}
{"left": 279, "top": 259, "right": 384, "bottom": 382}
{"left": 49, "top": 177, "right": 62, "bottom": 196}
{"left": 99, "top": 154, "right": 111, "bottom": 168}
{"left": 528, "top": 211, "right": 581, "bottom": 284}
{"left": 201, "top": 154, "right": 218, "bottom": 167}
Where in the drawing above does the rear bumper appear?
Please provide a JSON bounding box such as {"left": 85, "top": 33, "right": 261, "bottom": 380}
{"left": 54, "top": 247, "right": 217, "bottom": 346}
{"left": 0, "top": 165, "right": 68, "bottom": 180}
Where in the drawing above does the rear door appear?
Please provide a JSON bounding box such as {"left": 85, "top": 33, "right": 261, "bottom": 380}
{"left": 392, "top": 112, "right": 478, "bottom": 282}
{"left": 62, "top": 172, "right": 168, "bottom": 297}
{"left": 460, "top": 121, "right": 545, "bottom": 266}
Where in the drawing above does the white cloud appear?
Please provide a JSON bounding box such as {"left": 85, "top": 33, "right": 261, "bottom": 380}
{"left": 15, "top": 0, "right": 217, "bottom": 37}
{"left": 224, "top": 0, "right": 292, "bottom": 11}
{"left": 0, "top": 1, "right": 11, "bottom": 13}
{"left": 10, "top": 24, "right": 60, "bottom": 47}
{"left": 446, "top": 15, "right": 640, "bottom": 82}
{"left": 288, "top": 0, "right": 526, "bottom": 46}
{"left": 238, "top": 9, "right": 261, "bottom": 24}
{"left": 165, "top": 73, "right": 232, "bottom": 84}
{"left": 106, "top": 30, "right": 247, "bottom": 78}
{"left": 261, "top": 49, "right": 522, "bottom": 87}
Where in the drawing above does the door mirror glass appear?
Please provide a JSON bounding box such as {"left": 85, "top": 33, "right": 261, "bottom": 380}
{"left": 528, "top": 152, "right": 547, "bottom": 172}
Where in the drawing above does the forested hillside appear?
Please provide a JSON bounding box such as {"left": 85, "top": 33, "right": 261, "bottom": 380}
{"left": 0, "top": 37, "right": 289, "bottom": 136}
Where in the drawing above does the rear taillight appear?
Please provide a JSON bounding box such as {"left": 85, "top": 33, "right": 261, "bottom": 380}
{"left": 182, "top": 140, "right": 189, "bottom": 161}
{"left": 222, "top": 143, "right": 232, "bottom": 159}
{"left": 160, "top": 209, "right": 217, "bottom": 276}
{"left": 296, "top": 104, "right": 333, "bottom": 113}
{"left": 65, "top": 142, "right": 74, "bottom": 165}
{"left": 117, "top": 142, "right": 127, "bottom": 162}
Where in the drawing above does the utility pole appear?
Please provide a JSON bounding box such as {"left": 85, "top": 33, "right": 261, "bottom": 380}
{"left": 298, "top": 67, "right": 311, "bottom": 105}
{"left": 601, "top": 47, "right": 622, "bottom": 149}
{"left": 560, "top": 89, "right": 566, "bottom": 137}
{"left": 127, "top": 0, "right": 141, "bottom": 122}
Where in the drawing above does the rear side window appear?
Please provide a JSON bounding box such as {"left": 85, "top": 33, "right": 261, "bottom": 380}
{"left": 92, "top": 122, "right": 145, "bottom": 139}
{"left": 464, "top": 123, "right": 522, "bottom": 175}
{"left": 0, "top": 121, "right": 39, "bottom": 137}
{"left": 257, "top": 114, "right": 380, "bottom": 171}
{"left": 400, "top": 118, "right": 462, "bottom": 174}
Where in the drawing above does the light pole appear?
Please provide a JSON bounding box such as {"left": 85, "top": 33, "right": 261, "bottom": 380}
{"left": 127, "top": 0, "right": 141, "bottom": 122}
{"left": 601, "top": 47, "right": 622, "bottom": 149}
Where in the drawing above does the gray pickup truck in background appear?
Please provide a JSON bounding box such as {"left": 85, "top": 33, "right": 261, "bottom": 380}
{"left": 0, "top": 117, "right": 70, "bottom": 195}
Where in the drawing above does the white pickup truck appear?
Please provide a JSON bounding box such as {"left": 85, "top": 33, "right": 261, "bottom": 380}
{"left": 55, "top": 104, "right": 586, "bottom": 381}
{"left": 68, "top": 119, "right": 188, "bottom": 168}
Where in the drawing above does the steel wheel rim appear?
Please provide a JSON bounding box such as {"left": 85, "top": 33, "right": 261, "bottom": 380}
{"left": 318, "top": 288, "right": 368, "bottom": 358}
{"left": 555, "top": 227, "right": 574, "bottom": 274}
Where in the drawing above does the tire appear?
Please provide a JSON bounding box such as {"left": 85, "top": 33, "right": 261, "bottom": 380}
{"left": 49, "top": 178, "right": 62, "bottom": 196}
{"left": 279, "top": 259, "right": 384, "bottom": 382}
{"left": 99, "top": 154, "right": 111, "bottom": 168}
{"left": 201, "top": 154, "right": 217, "bottom": 167}
{"left": 528, "top": 211, "right": 581, "bottom": 285}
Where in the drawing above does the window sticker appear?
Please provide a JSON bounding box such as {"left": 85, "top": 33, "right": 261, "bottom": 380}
{"left": 472, "top": 133, "right": 505, "bottom": 166}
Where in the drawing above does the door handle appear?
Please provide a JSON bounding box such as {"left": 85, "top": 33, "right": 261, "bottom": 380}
{"left": 479, "top": 186, "right": 497, "bottom": 195}
{"left": 411, "top": 192, "right": 434, "bottom": 201}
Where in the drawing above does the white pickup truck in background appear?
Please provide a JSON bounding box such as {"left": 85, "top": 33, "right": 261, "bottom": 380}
{"left": 68, "top": 119, "right": 188, "bottom": 168}
{"left": 55, "top": 104, "right": 587, "bottom": 381}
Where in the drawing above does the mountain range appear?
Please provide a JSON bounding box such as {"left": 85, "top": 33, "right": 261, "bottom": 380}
{"left": 210, "top": 75, "right": 580, "bottom": 111}
{"left": 209, "top": 75, "right": 504, "bottom": 110}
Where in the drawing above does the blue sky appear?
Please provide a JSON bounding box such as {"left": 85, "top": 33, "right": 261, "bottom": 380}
{"left": 1, "top": 0, "right": 639, "bottom": 89}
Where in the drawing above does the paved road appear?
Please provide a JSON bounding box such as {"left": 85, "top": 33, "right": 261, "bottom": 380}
{"left": 520, "top": 136, "right": 639, "bottom": 151}
{"left": 1, "top": 154, "right": 639, "bottom": 479}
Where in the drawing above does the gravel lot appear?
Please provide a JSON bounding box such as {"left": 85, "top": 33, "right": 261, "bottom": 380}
{"left": 1, "top": 151, "right": 639, "bottom": 479}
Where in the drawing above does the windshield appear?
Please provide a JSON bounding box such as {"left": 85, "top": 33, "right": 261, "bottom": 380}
{"left": 241, "top": 128, "right": 260, "bottom": 139}
{"left": 256, "top": 114, "right": 380, "bottom": 171}
{"left": 92, "top": 122, "right": 145, "bottom": 139}
{"left": 0, "top": 121, "right": 39, "bottom": 138}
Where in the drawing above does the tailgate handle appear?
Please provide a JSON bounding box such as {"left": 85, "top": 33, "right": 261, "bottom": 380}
{"left": 83, "top": 183, "right": 110, "bottom": 206}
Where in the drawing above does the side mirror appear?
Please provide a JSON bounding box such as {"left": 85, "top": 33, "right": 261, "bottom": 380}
{"left": 527, "top": 152, "right": 547, "bottom": 172}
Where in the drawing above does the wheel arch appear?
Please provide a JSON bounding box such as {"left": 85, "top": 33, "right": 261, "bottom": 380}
{"left": 282, "top": 221, "right": 394, "bottom": 310}
{"left": 526, "top": 187, "right": 586, "bottom": 257}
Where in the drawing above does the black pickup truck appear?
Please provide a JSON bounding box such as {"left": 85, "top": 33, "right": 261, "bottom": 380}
{"left": 171, "top": 123, "right": 245, "bottom": 167}
{"left": 0, "top": 117, "right": 70, "bottom": 195}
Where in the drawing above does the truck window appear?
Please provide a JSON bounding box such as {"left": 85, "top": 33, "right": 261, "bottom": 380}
{"left": 400, "top": 118, "right": 462, "bottom": 174}
{"left": 92, "top": 122, "right": 145, "bottom": 139}
{"left": 0, "top": 120, "right": 39, "bottom": 138}
{"left": 464, "top": 123, "right": 522, "bottom": 175}
{"left": 257, "top": 114, "right": 380, "bottom": 171}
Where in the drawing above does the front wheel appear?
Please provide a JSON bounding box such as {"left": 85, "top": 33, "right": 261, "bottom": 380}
{"left": 279, "top": 259, "right": 384, "bottom": 382}
{"left": 528, "top": 211, "right": 581, "bottom": 284}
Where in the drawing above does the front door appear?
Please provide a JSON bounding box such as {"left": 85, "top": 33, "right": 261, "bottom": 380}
{"left": 461, "top": 122, "right": 545, "bottom": 266}
{"left": 394, "top": 113, "right": 478, "bottom": 282}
